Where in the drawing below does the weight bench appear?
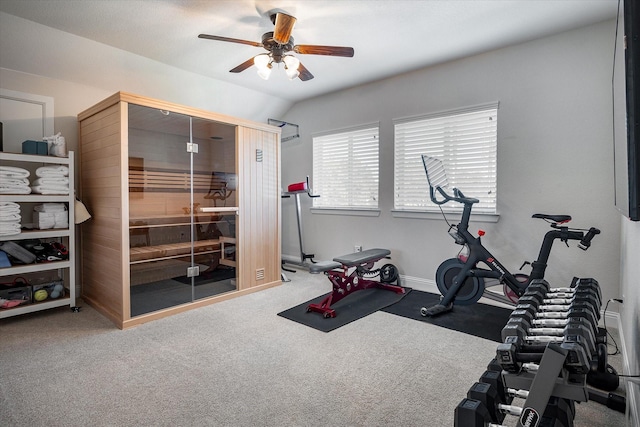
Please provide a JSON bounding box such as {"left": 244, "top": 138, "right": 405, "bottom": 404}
{"left": 307, "top": 248, "right": 404, "bottom": 318}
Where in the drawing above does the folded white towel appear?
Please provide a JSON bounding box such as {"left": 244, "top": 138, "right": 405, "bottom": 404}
{"left": 36, "top": 165, "right": 69, "bottom": 177}
{"left": 30, "top": 185, "right": 69, "bottom": 194}
{"left": 34, "top": 203, "right": 67, "bottom": 213}
{"left": 0, "top": 222, "right": 21, "bottom": 236}
{"left": 0, "top": 187, "right": 31, "bottom": 194}
{"left": 31, "top": 177, "right": 69, "bottom": 186}
{"left": 0, "top": 202, "right": 21, "bottom": 212}
{"left": 0, "top": 166, "right": 30, "bottom": 178}
{"left": 0, "top": 184, "right": 30, "bottom": 191}
{"left": 0, "top": 213, "right": 21, "bottom": 221}
{"left": 1, "top": 178, "right": 30, "bottom": 187}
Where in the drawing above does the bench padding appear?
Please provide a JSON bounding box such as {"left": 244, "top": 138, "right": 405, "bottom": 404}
{"left": 309, "top": 261, "right": 342, "bottom": 274}
{"left": 333, "top": 248, "right": 390, "bottom": 267}
{"left": 307, "top": 248, "right": 391, "bottom": 274}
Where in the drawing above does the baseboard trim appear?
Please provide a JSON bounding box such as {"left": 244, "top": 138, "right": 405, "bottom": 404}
{"left": 601, "top": 307, "right": 620, "bottom": 331}
{"left": 615, "top": 314, "right": 639, "bottom": 426}
{"left": 400, "top": 275, "right": 438, "bottom": 293}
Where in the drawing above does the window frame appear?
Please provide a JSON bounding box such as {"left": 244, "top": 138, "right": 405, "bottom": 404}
{"left": 311, "top": 123, "right": 381, "bottom": 215}
{"left": 392, "top": 102, "right": 499, "bottom": 221}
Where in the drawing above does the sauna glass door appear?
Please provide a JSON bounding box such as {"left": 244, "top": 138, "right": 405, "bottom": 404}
{"left": 127, "top": 104, "right": 237, "bottom": 317}
{"left": 190, "top": 115, "right": 238, "bottom": 301}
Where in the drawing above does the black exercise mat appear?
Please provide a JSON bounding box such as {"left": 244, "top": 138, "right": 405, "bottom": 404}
{"left": 381, "top": 290, "right": 512, "bottom": 342}
{"left": 278, "top": 287, "right": 411, "bottom": 333}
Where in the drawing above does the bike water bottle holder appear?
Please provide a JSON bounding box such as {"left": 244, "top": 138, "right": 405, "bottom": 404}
{"left": 448, "top": 225, "right": 466, "bottom": 245}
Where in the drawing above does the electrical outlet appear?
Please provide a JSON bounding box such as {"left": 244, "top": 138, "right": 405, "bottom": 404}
{"left": 354, "top": 245, "right": 362, "bottom": 253}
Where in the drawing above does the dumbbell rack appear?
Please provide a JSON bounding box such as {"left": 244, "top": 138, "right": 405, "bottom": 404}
{"left": 455, "top": 277, "right": 622, "bottom": 427}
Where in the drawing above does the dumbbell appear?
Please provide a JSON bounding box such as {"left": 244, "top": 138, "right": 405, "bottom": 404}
{"left": 509, "top": 306, "right": 599, "bottom": 339}
{"left": 524, "top": 279, "right": 601, "bottom": 307}
{"left": 468, "top": 381, "right": 575, "bottom": 427}
{"left": 479, "top": 370, "right": 513, "bottom": 405}
{"left": 517, "top": 294, "right": 600, "bottom": 319}
{"left": 515, "top": 293, "right": 600, "bottom": 315}
{"left": 503, "top": 315, "right": 597, "bottom": 355}
{"left": 507, "top": 309, "right": 598, "bottom": 341}
{"left": 454, "top": 398, "right": 502, "bottom": 427}
{"left": 496, "top": 334, "right": 592, "bottom": 374}
{"left": 516, "top": 301, "right": 601, "bottom": 331}
{"left": 530, "top": 276, "right": 600, "bottom": 294}
{"left": 503, "top": 316, "right": 598, "bottom": 357}
{"left": 520, "top": 279, "right": 601, "bottom": 306}
{"left": 533, "top": 306, "right": 600, "bottom": 332}
{"left": 467, "top": 381, "right": 523, "bottom": 423}
{"left": 500, "top": 321, "right": 595, "bottom": 374}
{"left": 454, "top": 398, "right": 572, "bottom": 427}
{"left": 487, "top": 358, "right": 503, "bottom": 373}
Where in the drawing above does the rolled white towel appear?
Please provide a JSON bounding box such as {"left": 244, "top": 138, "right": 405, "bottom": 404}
{"left": 33, "top": 210, "right": 69, "bottom": 229}
{"left": 0, "top": 166, "right": 30, "bottom": 178}
{"left": 36, "top": 165, "right": 69, "bottom": 177}
{"left": 31, "top": 177, "right": 69, "bottom": 186}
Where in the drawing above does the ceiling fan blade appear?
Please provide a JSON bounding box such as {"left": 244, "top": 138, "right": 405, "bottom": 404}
{"left": 293, "top": 45, "right": 354, "bottom": 57}
{"left": 198, "top": 34, "right": 261, "bottom": 48}
{"left": 297, "top": 62, "right": 314, "bottom": 81}
{"left": 273, "top": 12, "right": 296, "bottom": 45}
{"left": 229, "top": 57, "right": 256, "bottom": 73}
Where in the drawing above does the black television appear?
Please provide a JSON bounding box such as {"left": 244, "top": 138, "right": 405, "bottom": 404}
{"left": 614, "top": 0, "right": 640, "bottom": 221}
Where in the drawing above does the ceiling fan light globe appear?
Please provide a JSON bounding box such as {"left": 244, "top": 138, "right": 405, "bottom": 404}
{"left": 283, "top": 55, "right": 300, "bottom": 70}
{"left": 286, "top": 69, "right": 300, "bottom": 80}
{"left": 257, "top": 67, "right": 272, "bottom": 80}
{"left": 254, "top": 53, "right": 271, "bottom": 69}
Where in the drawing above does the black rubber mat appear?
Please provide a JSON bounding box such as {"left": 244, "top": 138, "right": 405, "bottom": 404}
{"left": 381, "top": 290, "right": 513, "bottom": 342}
{"left": 277, "top": 287, "right": 411, "bottom": 333}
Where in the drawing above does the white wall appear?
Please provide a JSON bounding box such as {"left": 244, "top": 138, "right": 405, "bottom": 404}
{"left": 280, "top": 20, "right": 622, "bottom": 306}
{"left": 0, "top": 11, "right": 293, "bottom": 136}
{"left": 0, "top": 10, "right": 292, "bottom": 302}
{"left": 619, "top": 197, "right": 640, "bottom": 421}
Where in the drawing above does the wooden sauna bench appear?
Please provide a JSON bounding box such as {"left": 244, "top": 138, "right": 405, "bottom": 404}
{"left": 129, "top": 238, "right": 223, "bottom": 263}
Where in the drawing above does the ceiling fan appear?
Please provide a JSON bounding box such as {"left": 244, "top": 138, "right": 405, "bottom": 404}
{"left": 198, "top": 12, "right": 354, "bottom": 81}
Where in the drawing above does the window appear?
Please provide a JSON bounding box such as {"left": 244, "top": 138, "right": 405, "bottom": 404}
{"left": 312, "top": 124, "right": 379, "bottom": 209}
{"left": 394, "top": 103, "right": 498, "bottom": 214}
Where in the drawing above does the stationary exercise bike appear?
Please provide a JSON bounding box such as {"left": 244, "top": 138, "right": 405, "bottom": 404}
{"left": 420, "top": 155, "right": 601, "bottom": 317}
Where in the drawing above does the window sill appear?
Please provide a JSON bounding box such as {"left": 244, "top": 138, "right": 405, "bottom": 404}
{"left": 390, "top": 209, "right": 500, "bottom": 223}
{"left": 310, "top": 207, "right": 381, "bottom": 217}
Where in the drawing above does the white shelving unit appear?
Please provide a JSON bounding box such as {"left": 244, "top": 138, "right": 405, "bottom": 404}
{"left": 0, "top": 151, "right": 76, "bottom": 319}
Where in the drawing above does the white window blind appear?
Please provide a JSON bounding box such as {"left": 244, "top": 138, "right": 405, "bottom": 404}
{"left": 394, "top": 104, "right": 498, "bottom": 214}
{"left": 313, "top": 125, "right": 379, "bottom": 209}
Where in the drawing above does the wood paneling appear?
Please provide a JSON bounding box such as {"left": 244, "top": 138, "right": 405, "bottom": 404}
{"left": 237, "top": 127, "right": 281, "bottom": 289}
{"left": 79, "top": 101, "right": 126, "bottom": 323}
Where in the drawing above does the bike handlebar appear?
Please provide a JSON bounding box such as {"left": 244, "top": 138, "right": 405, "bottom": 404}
{"left": 431, "top": 185, "right": 479, "bottom": 206}
{"left": 578, "top": 227, "right": 601, "bottom": 250}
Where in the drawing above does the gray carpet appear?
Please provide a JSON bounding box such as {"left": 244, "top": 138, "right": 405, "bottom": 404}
{"left": 0, "top": 272, "right": 627, "bottom": 426}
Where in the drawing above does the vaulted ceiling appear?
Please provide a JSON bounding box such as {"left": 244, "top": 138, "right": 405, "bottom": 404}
{"left": 0, "top": 0, "right": 618, "bottom": 103}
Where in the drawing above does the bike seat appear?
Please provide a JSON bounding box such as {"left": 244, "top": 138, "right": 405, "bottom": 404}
{"left": 532, "top": 213, "right": 571, "bottom": 223}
